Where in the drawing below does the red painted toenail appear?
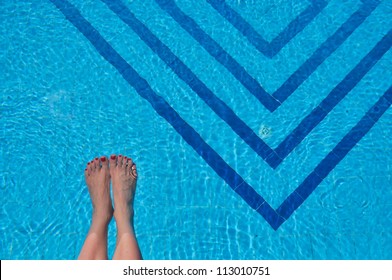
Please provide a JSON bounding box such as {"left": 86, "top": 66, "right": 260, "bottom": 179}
{"left": 95, "top": 157, "right": 98, "bottom": 160}
{"left": 85, "top": 168, "right": 87, "bottom": 171}
{"left": 119, "top": 154, "right": 122, "bottom": 157}
{"left": 110, "top": 155, "right": 116, "bottom": 160}
{"left": 100, "top": 157, "right": 106, "bottom": 162}
{"left": 87, "top": 162, "right": 90, "bottom": 165}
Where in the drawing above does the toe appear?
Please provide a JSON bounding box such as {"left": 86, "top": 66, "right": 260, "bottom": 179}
{"left": 88, "top": 159, "right": 94, "bottom": 171}
{"left": 125, "top": 157, "right": 132, "bottom": 173}
{"left": 117, "top": 154, "right": 123, "bottom": 168}
{"left": 109, "top": 154, "right": 117, "bottom": 170}
{"left": 92, "top": 157, "right": 99, "bottom": 170}
{"left": 100, "top": 156, "right": 108, "bottom": 169}
{"left": 131, "top": 163, "right": 138, "bottom": 178}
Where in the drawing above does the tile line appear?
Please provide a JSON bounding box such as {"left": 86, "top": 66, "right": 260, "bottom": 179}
{"left": 206, "top": 0, "right": 327, "bottom": 57}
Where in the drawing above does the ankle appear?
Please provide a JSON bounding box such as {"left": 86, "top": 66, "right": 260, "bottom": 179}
{"left": 114, "top": 211, "right": 134, "bottom": 225}
{"left": 92, "top": 210, "right": 113, "bottom": 225}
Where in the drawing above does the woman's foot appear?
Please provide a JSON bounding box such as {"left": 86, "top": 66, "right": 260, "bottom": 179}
{"left": 109, "top": 154, "right": 138, "bottom": 227}
{"left": 78, "top": 156, "right": 113, "bottom": 260}
{"left": 84, "top": 156, "right": 113, "bottom": 225}
{"left": 109, "top": 154, "right": 142, "bottom": 259}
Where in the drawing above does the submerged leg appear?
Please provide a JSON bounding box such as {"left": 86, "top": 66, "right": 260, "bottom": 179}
{"left": 110, "top": 154, "right": 142, "bottom": 260}
{"left": 78, "top": 156, "right": 113, "bottom": 260}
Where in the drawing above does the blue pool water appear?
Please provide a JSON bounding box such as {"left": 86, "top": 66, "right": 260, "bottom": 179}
{"left": 1, "top": 0, "right": 391, "bottom": 259}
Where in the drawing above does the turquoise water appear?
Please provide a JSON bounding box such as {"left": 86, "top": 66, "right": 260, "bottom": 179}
{"left": 1, "top": 0, "right": 391, "bottom": 259}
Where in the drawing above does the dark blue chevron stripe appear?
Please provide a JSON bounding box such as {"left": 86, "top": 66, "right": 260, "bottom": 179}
{"left": 103, "top": 0, "right": 388, "bottom": 170}
{"left": 49, "top": 0, "right": 271, "bottom": 222}
{"left": 154, "top": 0, "right": 280, "bottom": 111}
{"left": 100, "top": 0, "right": 279, "bottom": 164}
{"left": 277, "top": 87, "right": 392, "bottom": 221}
{"left": 273, "top": 0, "right": 380, "bottom": 103}
{"left": 207, "top": 0, "right": 327, "bottom": 58}
{"left": 155, "top": 0, "right": 379, "bottom": 110}
{"left": 50, "top": 0, "right": 391, "bottom": 229}
{"left": 274, "top": 28, "right": 392, "bottom": 163}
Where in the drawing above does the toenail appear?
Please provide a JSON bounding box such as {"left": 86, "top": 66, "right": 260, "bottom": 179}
{"left": 110, "top": 155, "right": 116, "bottom": 160}
{"left": 87, "top": 162, "right": 90, "bottom": 165}
{"left": 95, "top": 157, "right": 98, "bottom": 160}
{"left": 100, "top": 156, "right": 106, "bottom": 162}
{"left": 119, "top": 154, "right": 122, "bottom": 157}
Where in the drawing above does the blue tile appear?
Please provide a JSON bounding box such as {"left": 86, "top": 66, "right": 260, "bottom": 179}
{"left": 275, "top": 133, "right": 302, "bottom": 159}
{"left": 95, "top": 39, "right": 129, "bottom": 73}
{"left": 332, "top": 115, "right": 375, "bottom": 158}
{"left": 85, "top": 28, "right": 101, "bottom": 44}
{"left": 196, "top": 146, "right": 245, "bottom": 188}
{"left": 235, "top": 184, "right": 265, "bottom": 210}
{"left": 383, "top": 86, "right": 392, "bottom": 103}
{"left": 120, "top": 68, "right": 149, "bottom": 94}
{"left": 319, "top": 90, "right": 343, "bottom": 112}
{"left": 366, "top": 95, "right": 391, "bottom": 122}
{"left": 291, "top": 106, "right": 328, "bottom": 140}
{"left": 314, "top": 152, "right": 341, "bottom": 180}
{"left": 265, "top": 152, "right": 282, "bottom": 169}
{"left": 275, "top": 105, "right": 328, "bottom": 159}
{"left": 295, "top": 172, "right": 323, "bottom": 200}
{"left": 256, "top": 203, "right": 285, "bottom": 230}
{"left": 276, "top": 192, "right": 305, "bottom": 220}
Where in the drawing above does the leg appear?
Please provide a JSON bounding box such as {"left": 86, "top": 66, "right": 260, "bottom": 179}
{"left": 110, "top": 154, "right": 142, "bottom": 260}
{"left": 78, "top": 156, "right": 113, "bottom": 260}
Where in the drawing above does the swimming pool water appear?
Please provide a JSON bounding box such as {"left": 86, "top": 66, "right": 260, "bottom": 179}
{"left": 1, "top": 0, "right": 391, "bottom": 259}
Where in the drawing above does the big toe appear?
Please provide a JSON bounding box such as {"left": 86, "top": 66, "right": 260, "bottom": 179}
{"left": 109, "top": 154, "right": 117, "bottom": 171}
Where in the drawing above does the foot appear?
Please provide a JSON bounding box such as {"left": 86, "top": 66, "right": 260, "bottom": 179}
{"left": 109, "top": 154, "right": 138, "bottom": 227}
{"left": 84, "top": 156, "right": 113, "bottom": 225}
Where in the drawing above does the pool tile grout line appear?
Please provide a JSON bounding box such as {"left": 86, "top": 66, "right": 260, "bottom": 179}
{"left": 50, "top": 0, "right": 391, "bottom": 230}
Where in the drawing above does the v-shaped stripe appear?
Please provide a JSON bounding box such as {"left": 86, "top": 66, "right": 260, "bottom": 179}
{"left": 49, "top": 0, "right": 391, "bottom": 229}
{"left": 206, "top": 0, "right": 328, "bottom": 58}
{"left": 154, "top": 0, "right": 380, "bottom": 108}
{"left": 103, "top": 0, "right": 388, "bottom": 169}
